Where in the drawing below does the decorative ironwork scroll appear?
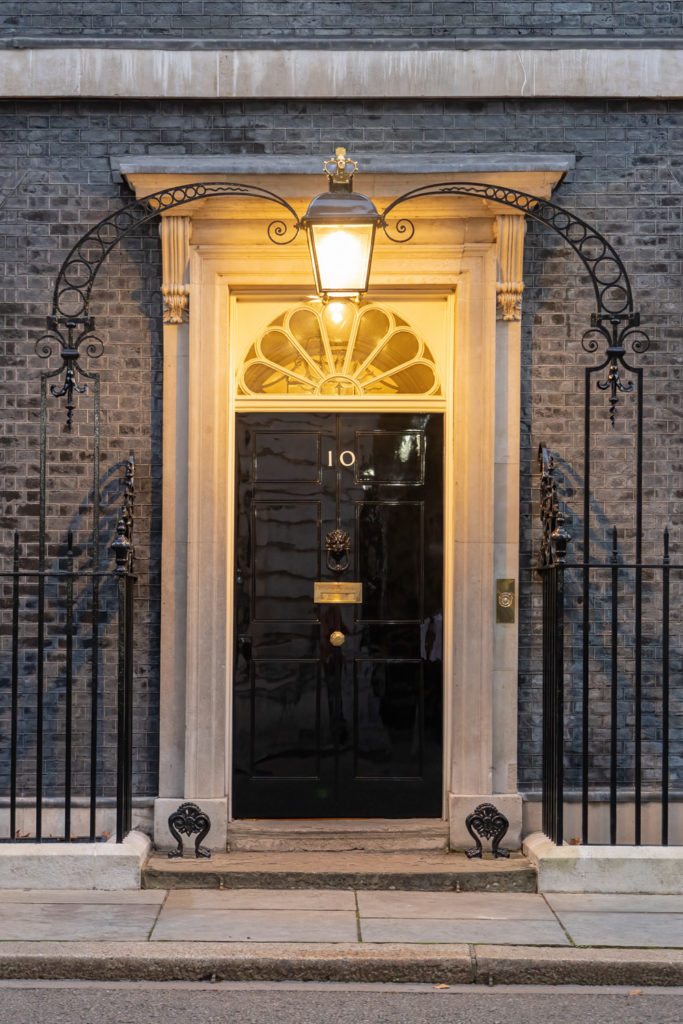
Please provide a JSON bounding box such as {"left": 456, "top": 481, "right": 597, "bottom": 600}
{"left": 167, "top": 801, "right": 212, "bottom": 859}
{"left": 381, "top": 182, "right": 634, "bottom": 316}
{"left": 42, "top": 182, "right": 302, "bottom": 428}
{"left": 538, "top": 445, "right": 571, "bottom": 568}
{"left": 465, "top": 802, "right": 510, "bottom": 859}
{"left": 51, "top": 182, "right": 301, "bottom": 323}
{"left": 582, "top": 314, "right": 650, "bottom": 426}
{"left": 380, "top": 181, "right": 650, "bottom": 423}
{"left": 111, "top": 456, "right": 136, "bottom": 575}
{"left": 35, "top": 317, "right": 104, "bottom": 432}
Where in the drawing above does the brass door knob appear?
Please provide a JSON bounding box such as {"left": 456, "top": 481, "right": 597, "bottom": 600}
{"left": 329, "top": 631, "right": 345, "bottom": 647}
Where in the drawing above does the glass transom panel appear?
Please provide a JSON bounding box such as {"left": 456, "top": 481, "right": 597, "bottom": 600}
{"left": 238, "top": 300, "right": 441, "bottom": 397}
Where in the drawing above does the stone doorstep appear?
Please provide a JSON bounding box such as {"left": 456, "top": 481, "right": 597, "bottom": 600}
{"left": 524, "top": 832, "right": 683, "bottom": 895}
{"left": 0, "top": 831, "right": 152, "bottom": 891}
{"left": 142, "top": 850, "right": 537, "bottom": 892}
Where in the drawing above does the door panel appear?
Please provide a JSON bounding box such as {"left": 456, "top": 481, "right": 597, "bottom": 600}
{"left": 253, "top": 501, "right": 321, "bottom": 620}
{"left": 356, "top": 502, "right": 423, "bottom": 621}
{"left": 233, "top": 412, "right": 443, "bottom": 818}
{"left": 354, "top": 660, "right": 424, "bottom": 778}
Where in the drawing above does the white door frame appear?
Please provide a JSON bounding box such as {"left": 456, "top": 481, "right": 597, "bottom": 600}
{"left": 226, "top": 288, "right": 454, "bottom": 820}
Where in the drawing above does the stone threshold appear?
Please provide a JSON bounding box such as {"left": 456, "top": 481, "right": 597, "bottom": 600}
{"left": 226, "top": 817, "right": 449, "bottom": 853}
{"left": 142, "top": 850, "right": 537, "bottom": 892}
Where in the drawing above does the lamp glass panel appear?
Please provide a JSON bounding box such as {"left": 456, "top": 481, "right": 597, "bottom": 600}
{"left": 309, "top": 223, "right": 374, "bottom": 294}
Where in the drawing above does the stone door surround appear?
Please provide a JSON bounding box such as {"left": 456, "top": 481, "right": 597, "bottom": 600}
{"left": 118, "top": 154, "right": 572, "bottom": 849}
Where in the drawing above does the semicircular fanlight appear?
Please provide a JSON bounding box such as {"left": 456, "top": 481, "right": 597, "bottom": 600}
{"left": 237, "top": 300, "right": 441, "bottom": 397}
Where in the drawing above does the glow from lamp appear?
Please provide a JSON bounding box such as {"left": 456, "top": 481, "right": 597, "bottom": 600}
{"left": 308, "top": 223, "right": 376, "bottom": 297}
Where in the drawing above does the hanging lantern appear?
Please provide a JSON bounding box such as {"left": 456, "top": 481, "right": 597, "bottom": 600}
{"left": 302, "top": 147, "right": 380, "bottom": 300}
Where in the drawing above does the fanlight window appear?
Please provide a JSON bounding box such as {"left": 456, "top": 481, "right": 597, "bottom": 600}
{"left": 238, "top": 301, "right": 440, "bottom": 397}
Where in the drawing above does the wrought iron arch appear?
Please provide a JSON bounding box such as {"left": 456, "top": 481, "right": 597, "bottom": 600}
{"left": 51, "top": 182, "right": 301, "bottom": 322}
{"left": 379, "top": 180, "right": 651, "bottom": 425}
{"left": 381, "top": 181, "right": 634, "bottom": 317}
{"left": 38, "top": 177, "right": 649, "bottom": 428}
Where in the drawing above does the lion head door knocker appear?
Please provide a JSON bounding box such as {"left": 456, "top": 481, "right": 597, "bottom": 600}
{"left": 325, "top": 529, "right": 351, "bottom": 573}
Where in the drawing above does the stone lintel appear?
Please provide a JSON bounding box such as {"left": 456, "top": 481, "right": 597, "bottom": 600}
{"left": 1, "top": 48, "right": 681, "bottom": 100}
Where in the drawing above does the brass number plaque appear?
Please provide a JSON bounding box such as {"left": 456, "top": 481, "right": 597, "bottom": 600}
{"left": 314, "top": 581, "right": 363, "bottom": 604}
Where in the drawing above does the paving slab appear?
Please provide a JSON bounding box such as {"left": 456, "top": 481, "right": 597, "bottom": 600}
{"left": 151, "top": 908, "right": 359, "bottom": 943}
{"left": 164, "top": 888, "right": 355, "bottom": 911}
{"left": 357, "top": 890, "right": 554, "bottom": 921}
{"left": 0, "top": 904, "right": 160, "bottom": 942}
{"left": 0, "top": 889, "right": 165, "bottom": 905}
{"left": 547, "top": 893, "right": 683, "bottom": 914}
{"left": 360, "top": 916, "right": 569, "bottom": 945}
{"left": 557, "top": 911, "right": 683, "bottom": 948}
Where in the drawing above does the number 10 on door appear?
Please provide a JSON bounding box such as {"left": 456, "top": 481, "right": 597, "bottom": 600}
{"left": 328, "top": 450, "right": 356, "bottom": 468}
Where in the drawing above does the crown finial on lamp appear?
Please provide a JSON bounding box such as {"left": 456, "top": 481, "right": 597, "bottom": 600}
{"left": 302, "top": 146, "right": 380, "bottom": 301}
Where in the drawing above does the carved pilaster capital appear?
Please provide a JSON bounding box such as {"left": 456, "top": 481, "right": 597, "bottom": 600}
{"left": 160, "top": 216, "right": 190, "bottom": 324}
{"left": 495, "top": 215, "right": 526, "bottom": 322}
{"left": 162, "top": 283, "right": 190, "bottom": 324}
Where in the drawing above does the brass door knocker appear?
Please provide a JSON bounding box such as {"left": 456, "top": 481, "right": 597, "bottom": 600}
{"left": 325, "top": 529, "right": 350, "bottom": 573}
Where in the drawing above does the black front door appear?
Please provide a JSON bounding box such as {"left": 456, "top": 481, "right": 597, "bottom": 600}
{"left": 233, "top": 412, "right": 443, "bottom": 818}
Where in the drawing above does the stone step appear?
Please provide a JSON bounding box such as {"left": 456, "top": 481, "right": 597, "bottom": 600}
{"left": 226, "top": 818, "right": 449, "bottom": 853}
{"left": 143, "top": 850, "right": 537, "bottom": 892}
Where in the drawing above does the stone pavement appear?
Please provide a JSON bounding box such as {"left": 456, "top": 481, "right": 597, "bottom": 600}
{"left": 0, "top": 888, "right": 681, "bottom": 985}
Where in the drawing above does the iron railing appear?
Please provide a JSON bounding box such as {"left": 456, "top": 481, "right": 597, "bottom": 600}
{"left": 539, "top": 447, "right": 681, "bottom": 846}
{"left": 0, "top": 458, "right": 135, "bottom": 845}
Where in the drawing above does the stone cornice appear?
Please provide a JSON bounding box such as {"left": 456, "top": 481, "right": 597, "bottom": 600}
{"left": 111, "top": 153, "right": 576, "bottom": 185}
{"left": 0, "top": 47, "right": 681, "bottom": 98}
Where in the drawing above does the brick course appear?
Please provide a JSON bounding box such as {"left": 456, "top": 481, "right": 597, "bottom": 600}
{"left": 0, "top": 1, "right": 681, "bottom": 39}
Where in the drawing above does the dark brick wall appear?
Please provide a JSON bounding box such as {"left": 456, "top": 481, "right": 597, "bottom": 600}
{"left": 0, "top": 97, "right": 681, "bottom": 798}
{"left": 0, "top": 2, "right": 681, "bottom": 40}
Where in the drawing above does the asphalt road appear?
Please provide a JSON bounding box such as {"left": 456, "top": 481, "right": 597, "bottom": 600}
{"left": 1, "top": 981, "right": 682, "bottom": 1024}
